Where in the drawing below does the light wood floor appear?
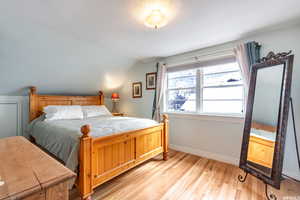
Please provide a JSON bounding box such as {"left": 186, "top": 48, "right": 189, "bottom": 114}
{"left": 70, "top": 149, "right": 300, "bottom": 200}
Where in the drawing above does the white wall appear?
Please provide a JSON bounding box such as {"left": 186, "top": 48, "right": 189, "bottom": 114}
{"left": 0, "top": 96, "right": 23, "bottom": 138}
{"left": 119, "top": 25, "right": 300, "bottom": 180}
{"left": 167, "top": 114, "right": 244, "bottom": 164}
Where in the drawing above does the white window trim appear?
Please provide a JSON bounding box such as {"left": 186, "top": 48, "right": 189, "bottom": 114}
{"left": 162, "top": 111, "right": 245, "bottom": 124}
{"left": 163, "top": 60, "right": 246, "bottom": 118}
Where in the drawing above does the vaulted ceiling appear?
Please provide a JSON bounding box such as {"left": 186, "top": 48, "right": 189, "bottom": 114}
{"left": 1, "top": 0, "right": 300, "bottom": 95}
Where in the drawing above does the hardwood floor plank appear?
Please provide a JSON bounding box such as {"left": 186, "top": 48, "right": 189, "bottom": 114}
{"left": 127, "top": 154, "right": 199, "bottom": 200}
{"left": 160, "top": 157, "right": 209, "bottom": 200}
{"left": 70, "top": 149, "right": 300, "bottom": 200}
{"left": 96, "top": 151, "right": 187, "bottom": 199}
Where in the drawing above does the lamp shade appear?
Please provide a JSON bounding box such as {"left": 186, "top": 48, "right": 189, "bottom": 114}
{"left": 111, "top": 93, "right": 120, "bottom": 100}
{"left": 144, "top": 9, "right": 167, "bottom": 29}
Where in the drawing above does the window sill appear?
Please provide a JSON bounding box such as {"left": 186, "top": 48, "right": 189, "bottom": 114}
{"left": 162, "top": 112, "right": 245, "bottom": 124}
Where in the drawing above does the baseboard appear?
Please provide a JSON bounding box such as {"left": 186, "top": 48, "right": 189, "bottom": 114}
{"left": 170, "top": 144, "right": 300, "bottom": 181}
{"left": 282, "top": 170, "right": 300, "bottom": 181}
{"left": 169, "top": 144, "right": 240, "bottom": 166}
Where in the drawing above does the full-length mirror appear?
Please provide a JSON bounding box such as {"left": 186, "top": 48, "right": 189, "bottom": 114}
{"left": 239, "top": 51, "right": 294, "bottom": 189}
{"left": 246, "top": 64, "right": 284, "bottom": 177}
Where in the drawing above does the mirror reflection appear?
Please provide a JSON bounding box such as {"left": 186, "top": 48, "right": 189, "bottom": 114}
{"left": 246, "top": 64, "right": 284, "bottom": 176}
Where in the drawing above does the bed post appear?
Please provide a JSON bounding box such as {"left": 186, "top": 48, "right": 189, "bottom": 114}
{"left": 78, "top": 125, "right": 93, "bottom": 200}
{"left": 99, "top": 91, "right": 104, "bottom": 105}
{"left": 162, "top": 114, "right": 169, "bottom": 161}
{"left": 29, "top": 86, "right": 37, "bottom": 122}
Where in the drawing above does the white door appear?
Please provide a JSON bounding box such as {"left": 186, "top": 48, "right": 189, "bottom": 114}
{"left": 0, "top": 103, "right": 18, "bottom": 138}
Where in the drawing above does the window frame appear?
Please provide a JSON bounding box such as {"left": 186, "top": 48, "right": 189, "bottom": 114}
{"left": 166, "top": 70, "right": 197, "bottom": 113}
{"left": 164, "top": 60, "right": 245, "bottom": 117}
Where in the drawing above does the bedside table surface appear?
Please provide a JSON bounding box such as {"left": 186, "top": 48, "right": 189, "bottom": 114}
{"left": 112, "top": 113, "right": 124, "bottom": 116}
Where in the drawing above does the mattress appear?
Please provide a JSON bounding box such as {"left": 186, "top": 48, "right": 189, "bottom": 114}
{"left": 250, "top": 128, "right": 276, "bottom": 142}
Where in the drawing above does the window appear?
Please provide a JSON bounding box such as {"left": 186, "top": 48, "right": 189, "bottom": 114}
{"left": 166, "top": 58, "right": 244, "bottom": 115}
{"left": 167, "top": 69, "right": 197, "bottom": 112}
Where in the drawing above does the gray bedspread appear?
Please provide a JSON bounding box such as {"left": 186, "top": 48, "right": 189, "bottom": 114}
{"left": 27, "top": 115, "right": 159, "bottom": 173}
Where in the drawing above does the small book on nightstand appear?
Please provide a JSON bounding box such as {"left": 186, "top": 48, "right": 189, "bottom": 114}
{"left": 112, "top": 113, "right": 124, "bottom": 116}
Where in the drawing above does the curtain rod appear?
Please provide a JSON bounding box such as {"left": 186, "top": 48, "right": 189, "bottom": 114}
{"left": 166, "top": 48, "right": 234, "bottom": 68}
{"left": 165, "top": 41, "right": 261, "bottom": 68}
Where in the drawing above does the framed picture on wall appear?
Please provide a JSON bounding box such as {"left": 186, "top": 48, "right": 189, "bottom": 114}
{"left": 132, "top": 82, "right": 142, "bottom": 98}
{"left": 146, "top": 72, "right": 157, "bottom": 90}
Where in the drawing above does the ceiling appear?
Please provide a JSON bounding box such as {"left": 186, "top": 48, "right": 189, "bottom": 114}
{"left": 1, "top": 0, "right": 300, "bottom": 95}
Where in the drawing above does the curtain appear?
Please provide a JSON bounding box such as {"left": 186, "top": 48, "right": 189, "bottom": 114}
{"left": 246, "top": 42, "right": 261, "bottom": 68}
{"left": 234, "top": 41, "right": 261, "bottom": 89}
{"left": 234, "top": 42, "right": 261, "bottom": 113}
{"left": 152, "top": 62, "right": 167, "bottom": 122}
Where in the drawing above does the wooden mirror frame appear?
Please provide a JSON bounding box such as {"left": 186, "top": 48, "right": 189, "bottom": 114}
{"left": 239, "top": 51, "right": 294, "bottom": 189}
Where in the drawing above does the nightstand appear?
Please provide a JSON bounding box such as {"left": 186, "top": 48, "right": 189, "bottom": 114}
{"left": 112, "top": 113, "right": 124, "bottom": 116}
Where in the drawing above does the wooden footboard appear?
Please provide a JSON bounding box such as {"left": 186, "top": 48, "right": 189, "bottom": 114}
{"left": 77, "top": 115, "right": 169, "bottom": 200}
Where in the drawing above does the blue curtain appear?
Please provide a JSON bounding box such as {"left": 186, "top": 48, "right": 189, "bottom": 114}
{"left": 246, "top": 41, "right": 261, "bottom": 68}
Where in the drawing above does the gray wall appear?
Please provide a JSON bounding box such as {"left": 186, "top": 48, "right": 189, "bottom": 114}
{"left": 119, "top": 62, "right": 156, "bottom": 118}
{"left": 0, "top": 1, "right": 134, "bottom": 96}
{"left": 119, "top": 25, "right": 300, "bottom": 180}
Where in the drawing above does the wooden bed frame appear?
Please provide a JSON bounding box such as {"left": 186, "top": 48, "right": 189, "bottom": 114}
{"left": 29, "top": 87, "right": 169, "bottom": 200}
{"left": 251, "top": 121, "right": 276, "bottom": 133}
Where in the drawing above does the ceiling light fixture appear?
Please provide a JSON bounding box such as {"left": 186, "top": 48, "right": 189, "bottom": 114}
{"left": 144, "top": 9, "right": 167, "bottom": 29}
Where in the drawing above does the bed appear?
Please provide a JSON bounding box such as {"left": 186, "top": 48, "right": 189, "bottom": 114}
{"left": 28, "top": 87, "right": 169, "bottom": 200}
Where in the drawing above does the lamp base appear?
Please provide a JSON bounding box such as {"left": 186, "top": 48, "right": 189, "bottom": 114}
{"left": 112, "top": 102, "right": 118, "bottom": 113}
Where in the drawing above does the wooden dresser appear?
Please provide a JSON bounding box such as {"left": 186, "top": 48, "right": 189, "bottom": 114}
{"left": 0, "top": 136, "right": 76, "bottom": 200}
{"left": 247, "top": 135, "right": 275, "bottom": 168}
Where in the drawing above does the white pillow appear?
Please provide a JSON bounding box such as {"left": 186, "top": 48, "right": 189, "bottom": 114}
{"left": 43, "top": 105, "right": 84, "bottom": 121}
{"left": 81, "top": 105, "right": 112, "bottom": 118}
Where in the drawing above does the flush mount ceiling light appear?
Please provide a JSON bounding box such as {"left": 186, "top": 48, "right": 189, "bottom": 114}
{"left": 144, "top": 9, "right": 167, "bottom": 29}
{"left": 134, "top": 0, "right": 175, "bottom": 29}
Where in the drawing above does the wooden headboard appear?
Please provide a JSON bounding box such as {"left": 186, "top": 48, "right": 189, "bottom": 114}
{"left": 29, "top": 86, "right": 104, "bottom": 121}
{"left": 251, "top": 121, "right": 276, "bottom": 133}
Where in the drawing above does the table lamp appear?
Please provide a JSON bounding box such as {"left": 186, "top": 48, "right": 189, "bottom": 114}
{"left": 111, "top": 93, "right": 120, "bottom": 113}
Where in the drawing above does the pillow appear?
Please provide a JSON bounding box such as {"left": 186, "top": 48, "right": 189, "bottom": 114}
{"left": 81, "top": 105, "right": 112, "bottom": 118}
{"left": 43, "top": 105, "right": 84, "bottom": 121}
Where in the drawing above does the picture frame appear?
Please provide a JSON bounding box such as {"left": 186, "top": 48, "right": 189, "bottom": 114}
{"left": 146, "top": 72, "right": 157, "bottom": 90}
{"left": 132, "top": 82, "right": 142, "bottom": 98}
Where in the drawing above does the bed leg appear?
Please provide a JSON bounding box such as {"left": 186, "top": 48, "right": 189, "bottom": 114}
{"left": 163, "top": 152, "right": 169, "bottom": 161}
{"left": 78, "top": 125, "right": 94, "bottom": 200}
{"left": 29, "top": 135, "right": 36, "bottom": 143}
{"left": 162, "top": 114, "right": 169, "bottom": 161}
{"left": 82, "top": 196, "right": 92, "bottom": 200}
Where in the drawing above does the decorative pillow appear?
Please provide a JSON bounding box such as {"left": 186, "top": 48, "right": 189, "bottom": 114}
{"left": 43, "top": 105, "right": 84, "bottom": 121}
{"left": 81, "top": 105, "right": 112, "bottom": 118}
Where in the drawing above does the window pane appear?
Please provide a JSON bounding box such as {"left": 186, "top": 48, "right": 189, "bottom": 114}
{"left": 168, "top": 89, "right": 196, "bottom": 112}
{"left": 203, "top": 71, "right": 242, "bottom": 87}
{"left": 203, "top": 62, "right": 239, "bottom": 74}
{"left": 203, "top": 86, "right": 244, "bottom": 100}
{"left": 168, "top": 69, "right": 196, "bottom": 79}
{"left": 203, "top": 100, "right": 243, "bottom": 113}
{"left": 168, "top": 70, "right": 196, "bottom": 89}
